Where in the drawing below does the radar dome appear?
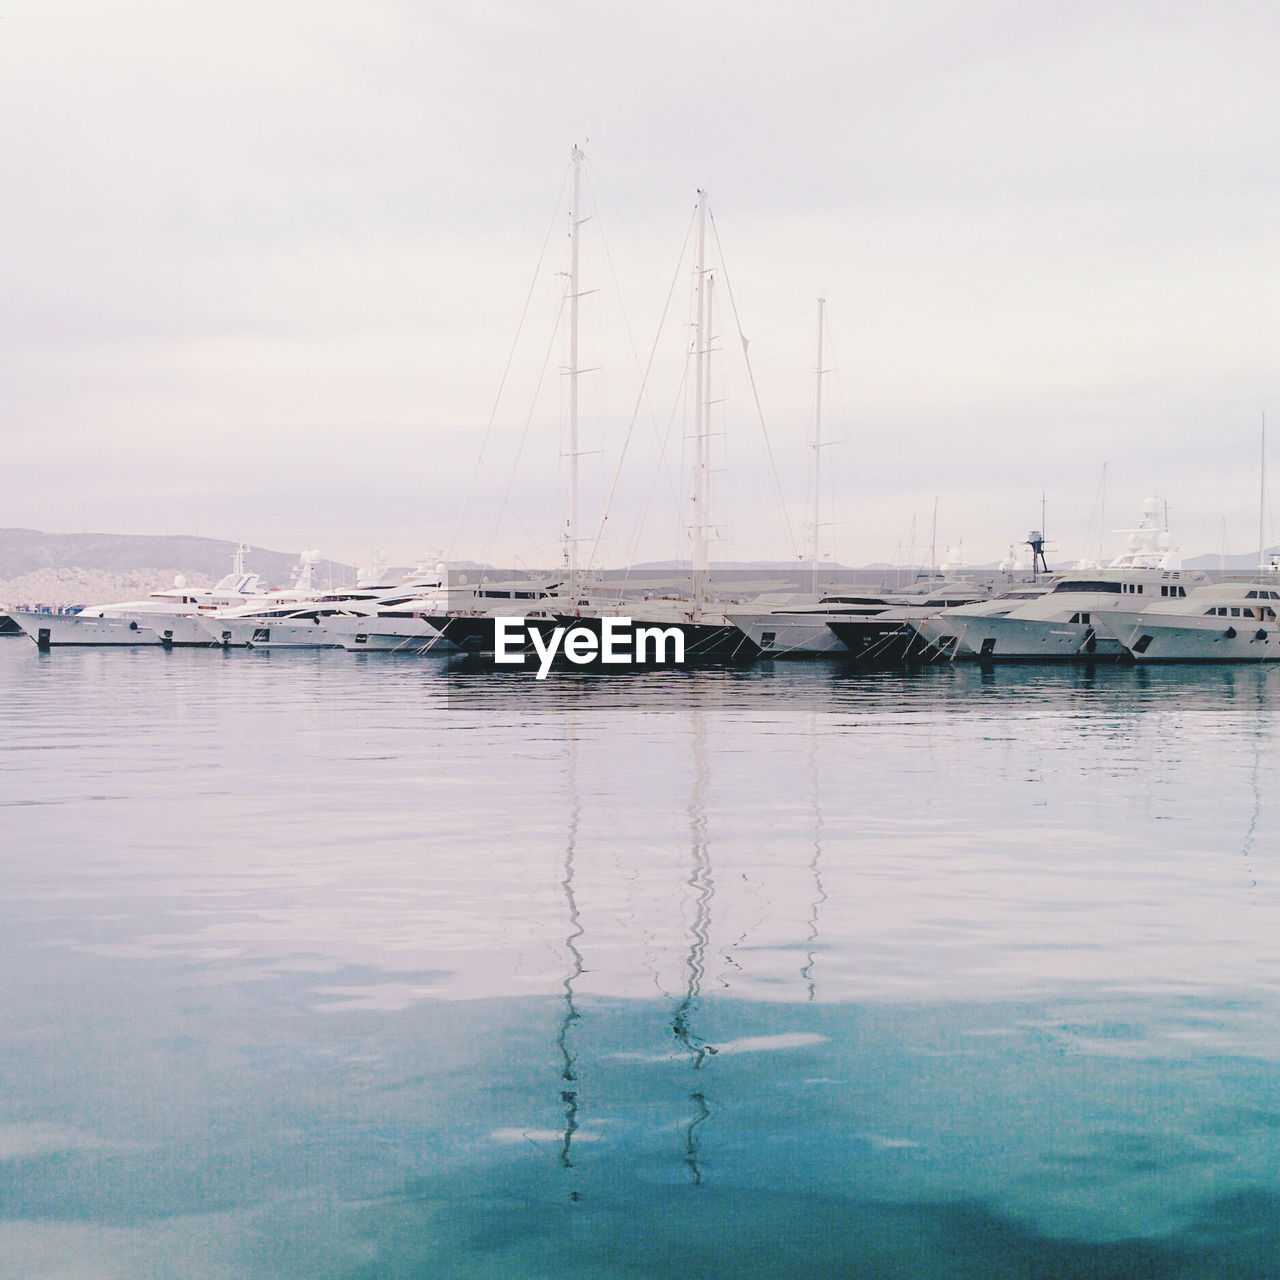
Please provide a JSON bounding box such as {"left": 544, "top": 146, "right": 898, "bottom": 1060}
{"left": 173, "top": 574, "right": 187, "bottom": 588}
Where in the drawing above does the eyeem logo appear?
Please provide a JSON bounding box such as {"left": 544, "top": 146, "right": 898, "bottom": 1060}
{"left": 493, "top": 617, "right": 685, "bottom": 678}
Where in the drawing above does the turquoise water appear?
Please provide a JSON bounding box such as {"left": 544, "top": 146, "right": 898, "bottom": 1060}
{"left": 1, "top": 643, "right": 1277, "bottom": 1278}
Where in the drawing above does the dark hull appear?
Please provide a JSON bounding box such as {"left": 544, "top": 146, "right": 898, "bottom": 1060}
{"left": 553, "top": 614, "right": 761, "bottom": 664}
{"left": 826, "top": 619, "right": 931, "bottom": 664}
{"left": 425, "top": 615, "right": 561, "bottom": 655}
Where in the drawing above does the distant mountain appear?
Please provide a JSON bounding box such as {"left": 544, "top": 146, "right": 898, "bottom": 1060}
{"left": 1184, "top": 546, "right": 1280, "bottom": 570}
{"left": 0, "top": 529, "right": 354, "bottom": 607}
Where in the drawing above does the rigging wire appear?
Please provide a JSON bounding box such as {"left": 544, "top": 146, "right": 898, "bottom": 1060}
{"left": 707, "top": 207, "right": 799, "bottom": 560}
{"left": 582, "top": 156, "right": 684, "bottom": 554}
{"left": 446, "top": 161, "right": 572, "bottom": 565}
{"left": 584, "top": 206, "right": 697, "bottom": 574}
{"left": 484, "top": 292, "right": 568, "bottom": 568}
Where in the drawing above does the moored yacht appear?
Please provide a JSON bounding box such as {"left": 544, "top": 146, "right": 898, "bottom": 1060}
{"left": 726, "top": 591, "right": 904, "bottom": 657}
{"left": 913, "top": 584, "right": 1057, "bottom": 659}
{"left": 1112, "top": 582, "right": 1280, "bottom": 662}
{"left": 933, "top": 500, "right": 1206, "bottom": 660}
{"left": 11, "top": 548, "right": 268, "bottom": 648}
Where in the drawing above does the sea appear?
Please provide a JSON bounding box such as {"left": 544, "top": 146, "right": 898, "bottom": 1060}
{"left": 2, "top": 639, "right": 1277, "bottom": 1279}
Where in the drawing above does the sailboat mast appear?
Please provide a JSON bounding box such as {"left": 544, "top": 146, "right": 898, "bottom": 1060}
{"left": 566, "top": 144, "right": 584, "bottom": 593}
{"left": 1259, "top": 411, "right": 1268, "bottom": 570}
{"left": 809, "top": 298, "right": 826, "bottom": 579}
{"left": 691, "top": 190, "right": 709, "bottom": 606}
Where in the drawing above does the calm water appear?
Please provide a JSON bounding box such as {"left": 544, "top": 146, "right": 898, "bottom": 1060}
{"left": 1, "top": 640, "right": 1277, "bottom": 1279}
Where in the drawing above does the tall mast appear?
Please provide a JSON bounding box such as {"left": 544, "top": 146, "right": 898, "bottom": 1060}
{"left": 1259, "top": 411, "right": 1268, "bottom": 570}
{"left": 691, "top": 190, "right": 710, "bottom": 608}
{"left": 565, "top": 144, "right": 585, "bottom": 593}
{"left": 808, "top": 298, "right": 826, "bottom": 583}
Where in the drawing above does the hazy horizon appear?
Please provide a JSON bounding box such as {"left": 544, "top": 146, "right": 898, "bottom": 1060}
{"left": 5, "top": 1, "right": 1278, "bottom": 569}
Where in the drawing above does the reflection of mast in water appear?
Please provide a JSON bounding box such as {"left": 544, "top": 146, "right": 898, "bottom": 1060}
{"left": 800, "top": 712, "right": 827, "bottom": 1002}
{"left": 557, "top": 714, "right": 585, "bottom": 1198}
{"left": 672, "top": 703, "right": 717, "bottom": 1184}
{"left": 1240, "top": 676, "right": 1265, "bottom": 894}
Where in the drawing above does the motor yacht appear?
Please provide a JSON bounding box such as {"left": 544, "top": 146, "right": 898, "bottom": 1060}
{"left": 1111, "top": 582, "right": 1280, "bottom": 662}
{"left": 726, "top": 590, "right": 927, "bottom": 658}
{"left": 913, "top": 584, "right": 1057, "bottom": 659}
{"left": 11, "top": 556, "right": 268, "bottom": 649}
{"left": 929, "top": 500, "right": 1206, "bottom": 660}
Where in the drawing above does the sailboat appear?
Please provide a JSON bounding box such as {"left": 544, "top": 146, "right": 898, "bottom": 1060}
{"left": 553, "top": 188, "right": 759, "bottom": 663}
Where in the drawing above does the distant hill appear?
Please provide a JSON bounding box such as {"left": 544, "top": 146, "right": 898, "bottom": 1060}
{"left": 0, "top": 529, "right": 354, "bottom": 607}
{"left": 1184, "top": 546, "right": 1280, "bottom": 570}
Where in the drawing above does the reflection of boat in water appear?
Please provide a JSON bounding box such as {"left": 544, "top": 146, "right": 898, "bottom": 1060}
{"left": 1110, "top": 582, "right": 1280, "bottom": 662}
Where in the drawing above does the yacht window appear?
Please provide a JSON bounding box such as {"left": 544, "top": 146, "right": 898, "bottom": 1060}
{"left": 1267, "top": 608, "right": 1278, "bottom": 620}
{"left": 1246, "top": 591, "right": 1259, "bottom": 599}
{"left": 1231, "top": 608, "right": 1242, "bottom": 617}
{"left": 1052, "top": 580, "right": 1122, "bottom": 593}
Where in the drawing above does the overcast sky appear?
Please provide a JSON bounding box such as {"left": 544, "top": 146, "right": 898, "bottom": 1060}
{"left": 4, "top": 0, "right": 1279, "bottom": 571}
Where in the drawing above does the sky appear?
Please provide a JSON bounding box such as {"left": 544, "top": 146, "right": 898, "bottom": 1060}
{"left": 3, "top": 0, "right": 1279, "bottom": 571}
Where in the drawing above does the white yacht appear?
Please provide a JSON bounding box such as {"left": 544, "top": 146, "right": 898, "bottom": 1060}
{"left": 12, "top": 549, "right": 268, "bottom": 648}
{"left": 201, "top": 560, "right": 456, "bottom": 648}
{"left": 914, "top": 584, "right": 1057, "bottom": 659}
{"left": 328, "top": 599, "right": 456, "bottom": 652}
{"left": 729, "top": 579, "right": 990, "bottom": 658}
{"left": 1111, "top": 582, "right": 1280, "bottom": 662}
{"left": 929, "top": 500, "right": 1207, "bottom": 660}
{"left": 727, "top": 591, "right": 904, "bottom": 656}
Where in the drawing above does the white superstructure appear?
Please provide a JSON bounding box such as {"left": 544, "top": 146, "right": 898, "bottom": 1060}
{"left": 12, "top": 551, "right": 268, "bottom": 648}
{"left": 1112, "top": 582, "right": 1280, "bottom": 662}
{"left": 929, "top": 499, "right": 1206, "bottom": 660}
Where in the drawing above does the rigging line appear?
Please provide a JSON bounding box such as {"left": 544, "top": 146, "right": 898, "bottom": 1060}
{"left": 447, "top": 161, "right": 572, "bottom": 564}
{"left": 582, "top": 161, "right": 683, "bottom": 545}
{"left": 707, "top": 207, "right": 800, "bottom": 559}
{"left": 579, "top": 153, "right": 666, "bottom": 292}
{"left": 584, "top": 207, "right": 697, "bottom": 574}
{"left": 625, "top": 355, "right": 693, "bottom": 572}
{"left": 626, "top": 246, "right": 699, "bottom": 572}
{"left": 484, "top": 292, "right": 568, "bottom": 568}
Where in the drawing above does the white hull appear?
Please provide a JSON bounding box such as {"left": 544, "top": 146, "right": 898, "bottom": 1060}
{"left": 202, "top": 618, "right": 343, "bottom": 648}
{"left": 1112, "top": 611, "right": 1280, "bottom": 662}
{"left": 727, "top": 611, "right": 853, "bottom": 656}
{"left": 13, "top": 612, "right": 161, "bottom": 647}
{"left": 325, "top": 614, "right": 455, "bottom": 652}
{"left": 146, "top": 613, "right": 221, "bottom": 647}
{"left": 943, "top": 613, "right": 1124, "bottom": 660}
